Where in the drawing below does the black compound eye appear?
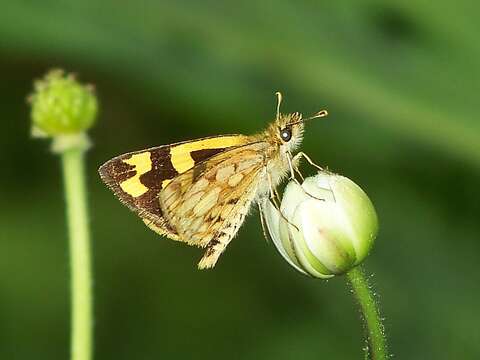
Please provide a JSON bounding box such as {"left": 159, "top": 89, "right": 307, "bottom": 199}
{"left": 280, "top": 127, "right": 292, "bottom": 142}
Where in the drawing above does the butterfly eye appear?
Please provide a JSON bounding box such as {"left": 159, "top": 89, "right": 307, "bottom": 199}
{"left": 280, "top": 127, "right": 292, "bottom": 142}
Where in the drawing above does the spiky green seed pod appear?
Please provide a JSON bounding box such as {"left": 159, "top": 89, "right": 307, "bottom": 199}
{"left": 29, "top": 69, "right": 98, "bottom": 137}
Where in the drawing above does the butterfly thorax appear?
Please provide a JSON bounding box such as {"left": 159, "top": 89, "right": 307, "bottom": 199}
{"left": 251, "top": 112, "right": 305, "bottom": 198}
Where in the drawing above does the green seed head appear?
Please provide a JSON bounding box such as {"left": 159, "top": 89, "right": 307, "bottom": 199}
{"left": 29, "top": 69, "right": 98, "bottom": 137}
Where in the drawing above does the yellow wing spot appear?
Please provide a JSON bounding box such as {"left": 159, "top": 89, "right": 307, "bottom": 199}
{"left": 228, "top": 173, "right": 244, "bottom": 187}
{"left": 170, "top": 136, "right": 247, "bottom": 174}
{"left": 216, "top": 164, "right": 235, "bottom": 182}
{"left": 193, "top": 187, "right": 221, "bottom": 217}
{"left": 119, "top": 152, "right": 152, "bottom": 197}
{"left": 178, "top": 191, "right": 205, "bottom": 216}
{"left": 161, "top": 179, "right": 172, "bottom": 188}
{"left": 185, "top": 178, "right": 210, "bottom": 198}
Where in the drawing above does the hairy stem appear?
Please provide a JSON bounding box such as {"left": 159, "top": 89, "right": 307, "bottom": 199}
{"left": 346, "top": 267, "right": 388, "bottom": 360}
{"left": 61, "top": 146, "right": 93, "bottom": 360}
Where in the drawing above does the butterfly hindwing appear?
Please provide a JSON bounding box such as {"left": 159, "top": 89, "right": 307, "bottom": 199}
{"left": 158, "top": 141, "right": 268, "bottom": 268}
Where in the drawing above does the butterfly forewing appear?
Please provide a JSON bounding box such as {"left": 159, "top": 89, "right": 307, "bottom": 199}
{"left": 98, "top": 135, "right": 250, "bottom": 240}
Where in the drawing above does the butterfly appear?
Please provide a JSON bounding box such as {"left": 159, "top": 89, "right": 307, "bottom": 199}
{"left": 98, "top": 93, "right": 327, "bottom": 269}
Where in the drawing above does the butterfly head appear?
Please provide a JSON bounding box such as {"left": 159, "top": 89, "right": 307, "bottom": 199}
{"left": 266, "top": 110, "right": 329, "bottom": 153}
{"left": 267, "top": 92, "right": 328, "bottom": 155}
{"left": 269, "top": 112, "right": 305, "bottom": 153}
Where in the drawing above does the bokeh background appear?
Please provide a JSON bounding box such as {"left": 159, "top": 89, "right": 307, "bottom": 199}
{"left": 1, "top": 1, "right": 479, "bottom": 359}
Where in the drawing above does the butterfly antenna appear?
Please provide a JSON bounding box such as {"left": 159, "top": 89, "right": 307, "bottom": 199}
{"left": 288, "top": 109, "right": 328, "bottom": 126}
{"left": 304, "top": 109, "right": 328, "bottom": 122}
{"left": 275, "top": 91, "right": 283, "bottom": 121}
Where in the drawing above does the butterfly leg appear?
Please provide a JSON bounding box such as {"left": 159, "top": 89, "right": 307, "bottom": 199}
{"left": 286, "top": 151, "right": 309, "bottom": 189}
{"left": 265, "top": 168, "right": 300, "bottom": 232}
{"left": 258, "top": 201, "right": 272, "bottom": 243}
{"left": 292, "top": 152, "right": 337, "bottom": 201}
{"left": 287, "top": 152, "right": 326, "bottom": 202}
{"left": 292, "top": 151, "right": 325, "bottom": 172}
{"left": 286, "top": 151, "right": 306, "bottom": 187}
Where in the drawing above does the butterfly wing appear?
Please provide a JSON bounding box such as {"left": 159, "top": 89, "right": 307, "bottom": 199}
{"left": 98, "top": 134, "right": 250, "bottom": 240}
{"left": 158, "top": 141, "right": 268, "bottom": 268}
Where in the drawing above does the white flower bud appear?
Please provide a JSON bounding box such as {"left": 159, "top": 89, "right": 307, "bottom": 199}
{"left": 261, "top": 173, "right": 378, "bottom": 278}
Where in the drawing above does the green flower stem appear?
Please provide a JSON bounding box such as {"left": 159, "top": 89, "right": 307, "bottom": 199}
{"left": 346, "top": 267, "right": 388, "bottom": 360}
{"left": 60, "top": 140, "right": 93, "bottom": 360}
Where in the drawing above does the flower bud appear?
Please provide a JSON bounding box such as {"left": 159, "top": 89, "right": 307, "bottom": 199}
{"left": 29, "top": 69, "right": 98, "bottom": 137}
{"left": 261, "top": 172, "right": 378, "bottom": 278}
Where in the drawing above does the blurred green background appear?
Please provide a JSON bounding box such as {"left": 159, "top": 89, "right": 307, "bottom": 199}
{"left": 1, "top": 1, "right": 479, "bottom": 359}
